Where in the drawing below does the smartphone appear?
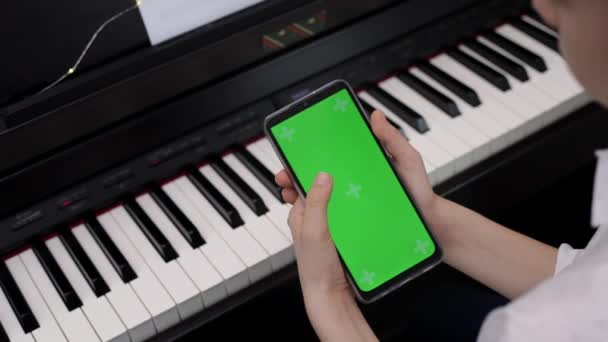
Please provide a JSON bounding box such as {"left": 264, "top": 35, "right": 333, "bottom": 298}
{"left": 264, "top": 80, "right": 442, "bottom": 302}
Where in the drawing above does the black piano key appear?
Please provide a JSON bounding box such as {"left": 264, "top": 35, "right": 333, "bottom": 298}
{"left": 0, "top": 322, "right": 8, "bottom": 342}
{"left": 359, "top": 98, "right": 376, "bottom": 117}
{"left": 397, "top": 71, "right": 461, "bottom": 117}
{"left": 0, "top": 262, "right": 39, "bottom": 333}
{"left": 150, "top": 187, "right": 206, "bottom": 248}
{"left": 365, "top": 84, "right": 429, "bottom": 134}
{"left": 33, "top": 242, "right": 82, "bottom": 311}
{"left": 416, "top": 62, "right": 482, "bottom": 107}
{"left": 234, "top": 147, "right": 284, "bottom": 203}
{"left": 482, "top": 31, "right": 547, "bottom": 72}
{"left": 359, "top": 97, "right": 407, "bottom": 139}
{"left": 447, "top": 48, "right": 511, "bottom": 91}
{"left": 211, "top": 159, "right": 269, "bottom": 216}
{"left": 525, "top": 11, "right": 557, "bottom": 32}
{"left": 463, "top": 39, "right": 530, "bottom": 82}
{"left": 511, "top": 18, "right": 559, "bottom": 53}
{"left": 60, "top": 229, "right": 110, "bottom": 297}
{"left": 86, "top": 218, "right": 137, "bottom": 283}
{"left": 187, "top": 168, "right": 244, "bottom": 228}
{"left": 124, "top": 199, "right": 179, "bottom": 262}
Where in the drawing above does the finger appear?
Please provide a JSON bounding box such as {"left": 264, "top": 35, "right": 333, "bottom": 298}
{"left": 302, "top": 173, "right": 333, "bottom": 241}
{"left": 281, "top": 188, "right": 298, "bottom": 204}
{"left": 370, "top": 110, "right": 421, "bottom": 167}
{"left": 275, "top": 170, "right": 294, "bottom": 188}
{"left": 288, "top": 197, "right": 305, "bottom": 236}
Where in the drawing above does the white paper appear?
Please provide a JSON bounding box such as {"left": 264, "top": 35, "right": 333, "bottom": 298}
{"left": 139, "top": 0, "right": 265, "bottom": 45}
{"left": 591, "top": 149, "right": 608, "bottom": 227}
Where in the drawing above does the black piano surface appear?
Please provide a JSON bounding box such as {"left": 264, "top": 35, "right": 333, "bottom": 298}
{"left": 1, "top": 0, "right": 607, "bottom": 341}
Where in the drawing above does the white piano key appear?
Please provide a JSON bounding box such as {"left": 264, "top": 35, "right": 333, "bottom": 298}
{"left": 137, "top": 193, "right": 227, "bottom": 308}
{"left": 46, "top": 237, "right": 129, "bottom": 342}
{"left": 358, "top": 90, "right": 445, "bottom": 178}
{"left": 477, "top": 36, "right": 572, "bottom": 101}
{"left": 431, "top": 53, "right": 539, "bottom": 128}
{"left": 71, "top": 225, "right": 157, "bottom": 342}
{"left": 0, "top": 283, "right": 35, "bottom": 342}
{"left": 19, "top": 250, "right": 100, "bottom": 342}
{"left": 111, "top": 206, "right": 203, "bottom": 319}
{"left": 171, "top": 176, "right": 275, "bottom": 277}
{"left": 223, "top": 154, "right": 295, "bottom": 244}
{"left": 246, "top": 141, "right": 282, "bottom": 174}
{"left": 521, "top": 14, "right": 558, "bottom": 37}
{"left": 379, "top": 78, "right": 479, "bottom": 171}
{"left": 5, "top": 256, "right": 67, "bottom": 342}
{"left": 497, "top": 24, "right": 583, "bottom": 93}
{"left": 161, "top": 181, "right": 250, "bottom": 295}
{"left": 459, "top": 44, "right": 556, "bottom": 116}
{"left": 201, "top": 164, "right": 293, "bottom": 272}
{"left": 410, "top": 66, "right": 510, "bottom": 149}
{"left": 96, "top": 214, "right": 179, "bottom": 335}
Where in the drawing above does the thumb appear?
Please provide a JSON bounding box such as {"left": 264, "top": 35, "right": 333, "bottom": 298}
{"left": 303, "top": 172, "right": 333, "bottom": 229}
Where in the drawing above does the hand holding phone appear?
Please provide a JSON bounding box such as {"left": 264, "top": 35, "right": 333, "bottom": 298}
{"left": 265, "top": 80, "right": 442, "bottom": 302}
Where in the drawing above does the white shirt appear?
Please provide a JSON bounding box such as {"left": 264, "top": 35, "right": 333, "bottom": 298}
{"left": 477, "top": 150, "right": 608, "bottom": 341}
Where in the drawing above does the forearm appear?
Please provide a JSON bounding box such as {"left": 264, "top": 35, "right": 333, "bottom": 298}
{"left": 305, "top": 292, "right": 378, "bottom": 342}
{"left": 427, "top": 197, "right": 558, "bottom": 299}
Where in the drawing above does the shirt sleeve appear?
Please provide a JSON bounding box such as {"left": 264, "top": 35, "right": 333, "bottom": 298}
{"left": 554, "top": 243, "right": 580, "bottom": 275}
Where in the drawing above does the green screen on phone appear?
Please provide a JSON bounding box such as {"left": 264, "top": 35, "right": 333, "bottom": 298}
{"left": 270, "top": 88, "right": 436, "bottom": 292}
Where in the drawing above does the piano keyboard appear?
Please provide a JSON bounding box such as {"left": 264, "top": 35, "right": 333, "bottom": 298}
{"left": 0, "top": 13, "right": 592, "bottom": 342}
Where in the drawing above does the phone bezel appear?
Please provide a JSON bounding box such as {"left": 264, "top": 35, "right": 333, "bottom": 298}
{"left": 264, "top": 79, "right": 443, "bottom": 303}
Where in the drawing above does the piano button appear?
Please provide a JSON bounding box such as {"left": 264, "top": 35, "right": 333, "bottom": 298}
{"left": 94, "top": 216, "right": 174, "bottom": 336}
{"left": 85, "top": 218, "right": 137, "bottom": 284}
{"left": 482, "top": 31, "right": 547, "bottom": 72}
{"left": 202, "top": 164, "right": 291, "bottom": 272}
{"left": 380, "top": 79, "right": 478, "bottom": 171}
{"left": 358, "top": 90, "right": 452, "bottom": 181}
{"left": 111, "top": 206, "right": 203, "bottom": 319}
{"left": 223, "top": 155, "right": 294, "bottom": 245}
{"left": 477, "top": 36, "right": 572, "bottom": 102}
{"left": 459, "top": 45, "right": 556, "bottom": 116}
{"left": 497, "top": 24, "right": 582, "bottom": 94}
{"left": 211, "top": 159, "right": 268, "bottom": 216}
{"left": 137, "top": 193, "right": 226, "bottom": 308}
{"left": 186, "top": 168, "right": 244, "bottom": 228}
{"left": 463, "top": 39, "right": 529, "bottom": 82}
{"left": 60, "top": 229, "right": 110, "bottom": 297}
{"left": 0, "top": 262, "right": 39, "bottom": 334}
{"left": 73, "top": 222, "right": 157, "bottom": 342}
{"left": 512, "top": 18, "right": 559, "bottom": 52}
{"left": 359, "top": 97, "right": 375, "bottom": 117}
{"left": 365, "top": 84, "right": 430, "bottom": 134}
{"left": 0, "top": 322, "right": 9, "bottom": 342}
{"left": 150, "top": 188, "right": 206, "bottom": 248}
{"left": 430, "top": 55, "right": 528, "bottom": 134}
{"left": 415, "top": 63, "right": 481, "bottom": 107}
{"left": 124, "top": 199, "right": 179, "bottom": 263}
{"left": 45, "top": 236, "right": 130, "bottom": 342}
{"left": 20, "top": 250, "right": 100, "bottom": 342}
{"left": 162, "top": 180, "right": 251, "bottom": 294}
{"left": 234, "top": 147, "right": 284, "bottom": 203}
{"left": 397, "top": 71, "right": 460, "bottom": 117}
{"left": 33, "top": 242, "right": 82, "bottom": 311}
{"left": 0, "top": 282, "right": 36, "bottom": 342}
{"left": 246, "top": 141, "right": 282, "bottom": 174}
{"left": 5, "top": 256, "right": 68, "bottom": 342}
{"left": 447, "top": 48, "right": 511, "bottom": 91}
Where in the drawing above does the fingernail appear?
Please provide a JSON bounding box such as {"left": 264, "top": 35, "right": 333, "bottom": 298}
{"left": 314, "top": 172, "right": 331, "bottom": 186}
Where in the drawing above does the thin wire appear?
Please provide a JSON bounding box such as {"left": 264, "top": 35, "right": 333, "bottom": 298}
{"left": 36, "top": 1, "right": 141, "bottom": 96}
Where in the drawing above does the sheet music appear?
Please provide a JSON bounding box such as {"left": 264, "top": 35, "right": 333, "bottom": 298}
{"left": 139, "top": 0, "right": 265, "bottom": 45}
